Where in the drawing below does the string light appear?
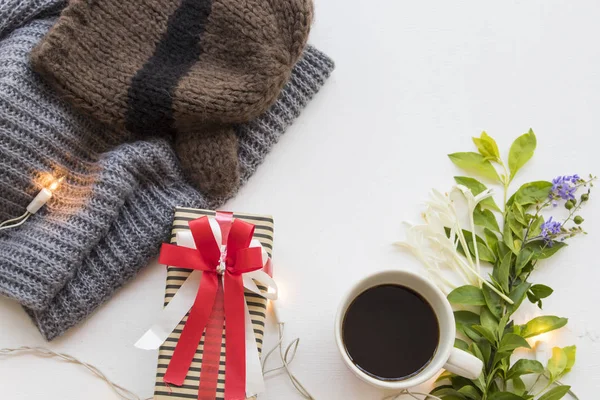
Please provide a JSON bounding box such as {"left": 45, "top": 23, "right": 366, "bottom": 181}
{"left": 0, "top": 347, "right": 151, "bottom": 400}
{"left": 262, "top": 297, "right": 316, "bottom": 400}
{"left": 48, "top": 176, "right": 64, "bottom": 191}
{"left": 384, "top": 390, "right": 442, "bottom": 400}
{"left": 0, "top": 176, "right": 63, "bottom": 232}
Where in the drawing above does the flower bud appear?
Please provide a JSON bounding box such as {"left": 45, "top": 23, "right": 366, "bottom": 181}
{"left": 581, "top": 193, "right": 589, "bottom": 202}
{"left": 565, "top": 200, "right": 575, "bottom": 210}
{"left": 574, "top": 216, "right": 584, "bottom": 225}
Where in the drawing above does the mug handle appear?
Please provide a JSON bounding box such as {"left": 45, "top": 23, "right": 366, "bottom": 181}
{"left": 443, "top": 348, "right": 484, "bottom": 379}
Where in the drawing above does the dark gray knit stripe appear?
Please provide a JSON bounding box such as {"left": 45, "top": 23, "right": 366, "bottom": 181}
{"left": 125, "top": 0, "right": 212, "bottom": 136}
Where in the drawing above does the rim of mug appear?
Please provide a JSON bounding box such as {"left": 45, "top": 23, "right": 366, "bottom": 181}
{"left": 334, "top": 269, "right": 455, "bottom": 390}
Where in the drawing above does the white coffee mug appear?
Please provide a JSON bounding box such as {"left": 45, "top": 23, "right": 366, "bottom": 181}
{"left": 334, "top": 270, "right": 483, "bottom": 390}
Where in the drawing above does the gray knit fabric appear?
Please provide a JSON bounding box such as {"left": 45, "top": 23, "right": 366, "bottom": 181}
{"left": 0, "top": 6, "right": 334, "bottom": 340}
{"left": 0, "top": 0, "right": 64, "bottom": 38}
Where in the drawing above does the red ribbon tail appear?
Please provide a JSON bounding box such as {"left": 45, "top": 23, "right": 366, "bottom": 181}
{"left": 223, "top": 273, "right": 247, "bottom": 400}
{"left": 164, "top": 273, "right": 219, "bottom": 386}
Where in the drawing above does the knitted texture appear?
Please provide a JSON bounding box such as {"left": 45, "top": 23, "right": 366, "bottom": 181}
{"left": 30, "top": 0, "right": 314, "bottom": 198}
{"left": 0, "top": 15, "right": 334, "bottom": 339}
{"left": 0, "top": 0, "right": 64, "bottom": 38}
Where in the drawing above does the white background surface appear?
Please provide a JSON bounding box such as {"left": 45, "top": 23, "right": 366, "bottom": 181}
{"left": 1, "top": 1, "right": 600, "bottom": 399}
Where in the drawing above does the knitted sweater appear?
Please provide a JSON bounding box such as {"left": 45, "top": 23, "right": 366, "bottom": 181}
{"left": 0, "top": 3, "right": 334, "bottom": 340}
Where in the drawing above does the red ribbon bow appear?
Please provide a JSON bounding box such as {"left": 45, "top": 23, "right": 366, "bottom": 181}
{"left": 158, "top": 214, "right": 264, "bottom": 400}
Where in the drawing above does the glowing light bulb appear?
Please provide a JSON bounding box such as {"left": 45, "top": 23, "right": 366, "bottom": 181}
{"left": 48, "top": 176, "right": 64, "bottom": 192}
{"left": 26, "top": 176, "right": 65, "bottom": 214}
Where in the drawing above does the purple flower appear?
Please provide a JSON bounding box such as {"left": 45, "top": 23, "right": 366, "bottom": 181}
{"left": 540, "top": 217, "right": 562, "bottom": 246}
{"left": 549, "top": 175, "right": 580, "bottom": 201}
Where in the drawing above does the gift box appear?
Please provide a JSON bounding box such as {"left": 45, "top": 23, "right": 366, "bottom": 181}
{"left": 150, "top": 208, "right": 275, "bottom": 400}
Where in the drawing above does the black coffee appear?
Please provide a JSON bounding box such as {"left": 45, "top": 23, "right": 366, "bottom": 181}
{"left": 342, "top": 284, "right": 440, "bottom": 380}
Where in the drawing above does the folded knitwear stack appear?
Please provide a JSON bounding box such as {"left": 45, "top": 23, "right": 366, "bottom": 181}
{"left": 0, "top": 0, "right": 334, "bottom": 340}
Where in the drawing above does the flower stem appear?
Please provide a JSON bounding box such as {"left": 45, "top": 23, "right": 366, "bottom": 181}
{"left": 452, "top": 253, "right": 514, "bottom": 304}
{"left": 468, "top": 213, "right": 482, "bottom": 277}
{"left": 499, "top": 160, "right": 511, "bottom": 213}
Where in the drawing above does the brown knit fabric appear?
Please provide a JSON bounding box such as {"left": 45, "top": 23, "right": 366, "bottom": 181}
{"left": 175, "top": 125, "right": 240, "bottom": 197}
{"left": 31, "top": 0, "right": 313, "bottom": 197}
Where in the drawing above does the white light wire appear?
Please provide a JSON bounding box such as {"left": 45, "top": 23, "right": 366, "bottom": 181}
{"left": 262, "top": 322, "right": 315, "bottom": 399}
{"left": 0, "top": 212, "right": 30, "bottom": 230}
{"left": 0, "top": 346, "right": 152, "bottom": 400}
{"left": 383, "top": 390, "right": 442, "bottom": 400}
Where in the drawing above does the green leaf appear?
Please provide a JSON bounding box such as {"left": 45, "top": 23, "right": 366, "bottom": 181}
{"left": 477, "top": 339, "right": 492, "bottom": 365}
{"left": 513, "top": 203, "right": 527, "bottom": 225}
{"left": 508, "top": 129, "right": 537, "bottom": 180}
{"left": 527, "top": 290, "right": 540, "bottom": 305}
{"left": 489, "top": 276, "right": 504, "bottom": 294}
{"left": 497, "top": 240, "right": 510, "bottom": 259}
{"left": 493, "top": 351, "right": 513, "bottom": 366}
{"left": 454, "top": 177, "right": 502, "bottom": 212}
{"left": 531, "top": 284, "right": 554, "bottom": 299}
{"left": 515, "top": 248, "right": 534, "bottom": 277}
{"left": 503, "top": 221, "right": 516, "bottom": 254}
{"left": 449, "top": 152, "right": 500, "bottom": 182}
{"left": 451, "top": 376, "right": 473, "bottom": 390}
{"left": 507, "top": 282, "right": 532, "bottom": 315}
{"left": 455, "top": 338, "right": 470, "bottom": 351}
{"left": 430, "top": 386, "right": 465, "bottom": 398}
{"left": 472, "top": 325, "right": 497, "bottom": 344}
{"left": 488, "top": 380, "right": 500, "bottom": 394}
{"left": 484, "top": 228, "right": 499, "bottom": 253}
{"left": 458, "top": 385, "right": 481, "bottom": 400}
{"left": 529, "top": 215, "right": 544, "bottom": 238}
{"left": 489, "top": 392, "right": 526, "bottom": 400}
{"left": 563, "top": 345, "right": 576, "bottom": 375}
{"left": 455, "top": 311, "right": 481, "bottom": 326}
{"left": 480, "top": 306, "right": 499, "bottom": 334}
{"left": 473, "top": 373, "right": 486, "bottom": 392}
{"left": 507, "top": 181, "right": 553, "bottom": 208}
{"left": 454, "top": 310, "right": 481, "bottom": 335}
{"left": 507, "top": 359, "right": 544, "bottom": 380}
{"left": 482, "top": 284, "right": 503, "bottom": 318}
{"left": 521, "top": 316, "right": 568, "bottom": 338}
{"left": 470, "top": 241, "right": 497, "bottom": 264}
{"left": 499, "top": 333, "right": 531, "bottom": 352}
{"left": 508, "top": 212, "right": 525, "bottom": 240}
{"left": 469, "top": 342, "right": 485, "bottom": 363}
{"left": 548, "top": 347, "right": 568, "bottom": 381}
{"left": 512, "top": 377, "right": 526, "bottom": 395}
{"left": 430, "top": 384, "right": 454, "bottom": 393}
{"left": 449, "top": 286, "right": 486, "bottom": 306}
{"left": 525, "top": 241, "right": 567, "bottom": 260}
{"left": 537, "top": 299, "right": 544, "bottom": 309}
{"left": 494, "top": 252, "right": 512, "bottom": 293}
{"left": 464, "top": 326, "right": 483, "bottom": 342}
{"left": 474, "top": 207, "right": 500, "bottom": 233}
{"left": 498, "top": 313, "right": 510, "bottom": 335}
{"left": 473, "top": 131, "right": 501, "bottom": 162}
{"left": 462, "top": 230, "right": 496, "bottom": 263}
{"left": 538, "top": 385, "right": 571, "bottom": 400}
{"left": 519, "top": 262, "right": 535, "bottom": 277}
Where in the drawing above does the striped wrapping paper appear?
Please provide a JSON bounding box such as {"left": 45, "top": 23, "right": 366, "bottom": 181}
{"left": 154, "top": 208, "right": 274, "bottom": 400}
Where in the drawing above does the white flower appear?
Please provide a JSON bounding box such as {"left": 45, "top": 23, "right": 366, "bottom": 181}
{"left": 455, "top": 185, "right": 495, "bottom": 211}
{"left": 453, "top": 185, "right": 495, "bottom": 276}
{"left": 397, "top": 186, "right": 514, "bottom": 304}
{"left": 395, "top": 223, "right": 457, "bottom": 293}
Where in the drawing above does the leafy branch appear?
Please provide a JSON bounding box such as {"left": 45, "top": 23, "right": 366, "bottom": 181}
{"left": 400, "top": 130, "right": 594, "bottom": 400}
